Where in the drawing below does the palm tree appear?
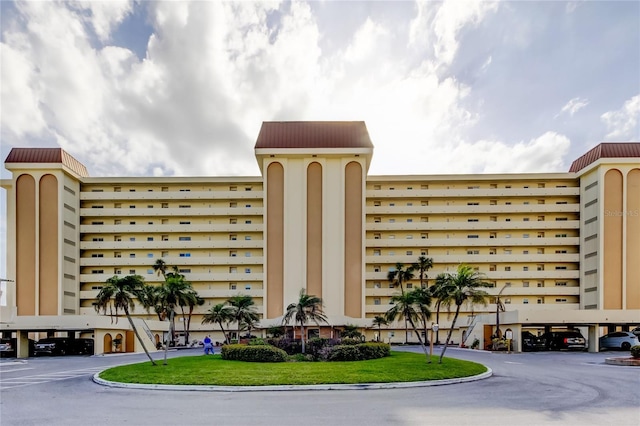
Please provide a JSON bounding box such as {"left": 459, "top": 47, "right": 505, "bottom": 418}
{"left": 156, "top": 273, "right": 193, "bottom": 364}
{"left": 139, "top": 284, "right": 165, "bottom": 321}
{"left": 387, "top": 263, "right": 415, "bottom": 343}
{"left": 430, "top": 273, "right": 454, "bottom": 345}
{"left": 413, "top": 256, "right": 433, "bottom": 288}
{"left": 152, "top": 259, "right": 168, "bottom": 279}
{"left": 438, "top": 264, "right": 491, "bottom": 364}
{"left": 385, "top": 291, "right": 431, "bottom": 362}
{"left": 202, "top": 303, "right": 234, "bottom": 344}
{"left": 410, "top": 286, "right": 432, "bottom": 345}
{"left": 341, "top": 324, "right": 363, "bottom": 340}
{"left": 94, "top": 275, "right": 156, "bottom": 365}
{"left": 282, "top": 289, "right": 328, "bottom": 354}
{"left": 371, "top": 315, "right": 388, "bottom": 342}
{"left": 178, "top": 290, "right": 203, "bottom": 345}
{"left": 387, "top": 262, "right": 415, "bottom": 294}
{"left": 227, "top": 295, "right": 259, "bottom": 343}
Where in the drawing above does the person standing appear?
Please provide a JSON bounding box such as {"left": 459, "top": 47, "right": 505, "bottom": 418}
{"left": 203, "top": 335, "right": 213, "bottom": 355}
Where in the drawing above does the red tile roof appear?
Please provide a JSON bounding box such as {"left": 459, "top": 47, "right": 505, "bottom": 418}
{"left": 5, "top": 148, "right": 89, "bottom": 177}
{"left": 569, "top": 143, "right": 640, "bottom": 172}
{"left": 255, "top": 121, "right": 373, "bottom": 149}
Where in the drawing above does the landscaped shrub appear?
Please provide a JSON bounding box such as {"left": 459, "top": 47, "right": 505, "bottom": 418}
{"left": 248, "top": 338, "right": 267, "bottom": 346}
{"left": 221, "top": 344, "right": 288, "bottom": 362}
{"left": 339, "top": 338, "right": 362, "bottom": 346}
{"left": 631, "top": 345, "right": 640, "bottom": 359}
{"left": 328, "top": 344, "right": 362, "bottom": 361}
{"left": 306, "top": 338, "right": 340, "bottom": 360}
{"left": 327, "top": 342, "right": 391, "bottom": 361}
{"left": 267, "top": 338, "right": 302, "bottom": 355}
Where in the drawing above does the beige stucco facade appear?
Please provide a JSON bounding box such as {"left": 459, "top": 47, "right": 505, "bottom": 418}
{"left": 1, "top": 125, "right": 639, "bottom": 354}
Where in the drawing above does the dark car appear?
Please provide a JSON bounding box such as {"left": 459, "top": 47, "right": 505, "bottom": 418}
{"left": 34, "top": 338, "right": 71, "bottom": 356}
{"left": 0, "top": 338, "right": 36, "bottom": 357}
{"left": 72, "top": 338, "right": 95, "bottom": 355}
{"left": 521, "top": 331, "right": 546, "bottom": 352}
{"left": 542, "top": 330, "right": 587, "bottom": 351}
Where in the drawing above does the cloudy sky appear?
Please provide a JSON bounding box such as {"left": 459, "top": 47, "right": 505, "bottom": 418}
{"left": 0, "top": 1, "right": 639, "bottom": 275}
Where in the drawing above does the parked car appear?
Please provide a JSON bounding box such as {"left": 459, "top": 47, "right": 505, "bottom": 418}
{"left": 34, "top": 338, "right": 71, "bottom": 356}
{"left": 0, "top": 338, "right": 36, "bottom": 357}
{"left": 631, "top": 326, "right": 640, "bottom": 337}
{"left": 599, "top": 331, "right": 639, "bottom": 351}
{"left": 542, "top": 330, "right": 587, "bottom": 351}
{"left": 72, "top": 338, "right": 95, "bottom": 355}
{"left": 522, "top": 331, "right": 546, "bottom": 351}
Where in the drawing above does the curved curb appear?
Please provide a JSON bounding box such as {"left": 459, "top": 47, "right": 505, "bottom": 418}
{"left": 605, "top": 357, "right": 640, "bottom": 366}
{"left": 92, "top": 367, "right": 492, "bottom": 392}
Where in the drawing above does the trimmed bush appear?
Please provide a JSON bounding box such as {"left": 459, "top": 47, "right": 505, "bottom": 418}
{"left": 221, "top": 344, "right": 288, "bottom": 362}
{"left": 630, "top": 345, "right": 640, "bottom": 359}
{"left": 328, "top": 342, "right": 391, "bottom": 362}
{"left": 267, "top": 338, "right": 302, "bottom": 355}
{"left": 339, "top": 338, "right": 362, "bottom": 346}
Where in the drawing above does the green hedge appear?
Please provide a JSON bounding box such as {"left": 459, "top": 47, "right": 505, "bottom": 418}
{"left": 221, "top": 344, "right": 288, "bottom": 362}
{"left": 631, "top": 345, "right": 640, "bottom": 359}
{"left": 328, "top": 342, "right": 391, "bottom": 362}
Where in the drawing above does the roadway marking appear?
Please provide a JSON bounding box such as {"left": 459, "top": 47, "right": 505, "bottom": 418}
{"left": 0, "top": 367, "right": 105, "bottom": 390}
{"left": 0, "top": 367, "right": 34, "bottom": 373}
{"left": 504, "top": 361, "right": 523, "bottom": 365}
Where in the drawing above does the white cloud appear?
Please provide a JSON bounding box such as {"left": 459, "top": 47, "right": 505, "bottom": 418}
{"left": 556, "top": 97, "right": 589, "bottom": 118}
{"left": 75, "top": 0, "right": 133, "bottom": 42}
{"left": 601, "top": 95, "right": 640, "bottom": 140}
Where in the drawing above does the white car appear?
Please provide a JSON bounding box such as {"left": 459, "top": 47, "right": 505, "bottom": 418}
{"left": 599, "top": 331, "right": 639, "bottom": 351}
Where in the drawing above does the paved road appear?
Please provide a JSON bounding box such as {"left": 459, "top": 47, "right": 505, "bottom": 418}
{"left": 1, "top": 347, "right": 639, "bottom": 426}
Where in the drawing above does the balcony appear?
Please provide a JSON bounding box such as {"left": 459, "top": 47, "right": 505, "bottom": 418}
{"left": 80, "top": 190, "right": 264, "bottom": 201}
{"left": 80, "top": 207, "right": 264, "bottom": 217}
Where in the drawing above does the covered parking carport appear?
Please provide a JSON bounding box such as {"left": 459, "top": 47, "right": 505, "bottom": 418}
{"left": 463, "top": 309, "right": 640, "bottom": 353}
{"left": 1, "top": 315, "right": 168, "bottom": 358}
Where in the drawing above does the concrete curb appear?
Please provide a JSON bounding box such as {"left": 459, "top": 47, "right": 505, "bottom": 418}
{"left": 92, "top": 367, "right": 492, "bottom": 392}
{"left": 604, "top": 357, "right": 640, "bottom": 366}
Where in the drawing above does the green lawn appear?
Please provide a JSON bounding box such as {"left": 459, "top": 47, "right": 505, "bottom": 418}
{"left": 98, "top": 351, "right": 487, "bottom": 386}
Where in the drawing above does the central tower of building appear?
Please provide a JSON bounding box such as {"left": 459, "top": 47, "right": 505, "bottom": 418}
{"left": 254, "top": 121, "right": 374, "bottom": 322}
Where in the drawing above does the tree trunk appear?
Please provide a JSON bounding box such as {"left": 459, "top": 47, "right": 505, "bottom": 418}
{"left": 300, "top": 321, "right": 306, "bottom": 354}
{"left": 164, "top": 307, "right": 175, "bottom": 365}
{"left": 124, "top": 307, "right": 156, "bottom": 366}
{"left": 439, "top": 305, "right": 461, "bottom": 364}
{"left": 435, "top": 302, "right": 442, "bottom": 344}
{"left": 407, "top": 316, "right": 431, "bottom": 363}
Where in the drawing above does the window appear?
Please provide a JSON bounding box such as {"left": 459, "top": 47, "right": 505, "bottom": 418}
{"left": 373, "top": 250, "right": 381, "bottom": 256}
{"left": 178, "top": 236, "right": 191, "bottom": 241}
{"left": 389, "top": 219, "right": 395, "bottom": 223}
{"left": 374, "top": 298, "right": 381, "bottom": 305}
{"left": 467, "top": 235, "right": 479, "bottom": 238}
{"left": 505, "top": 266, "right": 511, "bottom": 271}
{"left": 406, "top": 251, "right": 413, "bottom": 256}
{"left": 129, "top": 253, "right": 135, "bottom": 258}
{"left": 162, "top": 203, "right": 169, "bottom": 208}
{"left": 406, "top": 218, "right": 413, "bottom": 223}
{"left": 421, "top": 233, "right": 427, "bottom": 239}
{"left": 230, "top": 251, "right": 237, "bottom": 257}
{"left": 374, "top": 282, "right": 381, "bottom": 288}
{"left": 230, "top": 185, "right": 237, "bottom": 191}
{"left": 179, "top": 269, "right": 191, "bottom": 273}
{"left": 230, "top": 267, "right": 237, "bottom": 273}
{"left": 129, "top": 221, "right": 136, "bottom": 225}
{"left": 129, "top": 269, "right": 135, "bottom": 274}
{"left": 406, "top": 283, "right": 413, "bottom": 289}
{"left": 245, "top": 252, "right": 251, "bottom": 257}
{"left": 91, "top": 254, "right": 104, "bottom": 258}
{"left": 467, "top": 202, "right": 479, "bottom": 205}
{"left": 245, "top": 284, "right": 252, "bottom": 290}
{"left": 244, "top": 268, "right": 251, "bottom": 274}
{"left": 245, "top": 236, "right": 252, "bottom": 240}
{"left": 92, "top": 237, "right": 104, "bottom": 242}
{"left": 245, "top": 220, "right": 252, "bottom": 224}
{"left": 555, "top": 298, "right": 567, "bottom": 303}
{"left": 161, "top": 251, "right": 168, "bottom": 257}
{"left": 523, "top": 299, "right": 529, "bottom": 304}
{"left": 162, "top": 235, "right": 169, "bottom": 241}
{"left": 230, "top": 234, "right": 237, "bottom": 240}
{"left": 129, "top": 205, "right": 136, "bottom": 209}
{"left": 523, "top": 282, "right": 529, "bottom": 287}
{"left": 245, "top": 204, "right": 251, "bottom": 208}
{"left": 374, "top": 217, "right": 381, "bottom": 223}
{"left": 147, "top": 253, "right": 153, "bottom": 258}
{"left": 555, "top": 266, "right": 567, "bottom": 270}
{"left": 92, "top": 270, "right": 104, "bottom": 274}
{"left": 389, "top": 203, "right": 395, "bottom": 206}
{"left": 179, "top": 253, "right": 191, "bottom": 257}
{"left": 555, "top": 282, "right": 567, "bottom": 286}
{"left": 373, "top": 265, "right": 381, "bottom": 272}
{"left": 230, "top": 202, "right": 237, "bottom": 208}
{"left": 179, "top": 221, "right": 191, "bottom": 225}
{"left": 523, "top": 266, "right": 528, "bottom": 271}
{"left": 230, "top": 218, "right": 237, "bottom": 224}
{"left": 374, "top": 233, "right": 381, "bottom": 239}
{"left": 374, "top": 201, "right": 381, "bottom": 206}
{"left": 147, "top": 237, "right": 154, "bottom": 241}
{"left": 468, "top": 219, "right": 479, "bottom": 222}
{"left": 114, "top": 252, "right": 121, "bottom": 258}
{"left": 467, "top": 250, "right": 479, "bottom": 255}
{"left": 229, "top": 283, "right": 237, "bottom": 290}
{"left": 178, "top": 205, "right": 191, "bottom": 208}
{"left": 129, "top": 237, "right": 136, "bottom": 242}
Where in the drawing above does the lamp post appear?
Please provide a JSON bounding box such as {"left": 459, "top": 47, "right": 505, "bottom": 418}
{"left": 429, "top": 323, "right": 439, "bottom": 363}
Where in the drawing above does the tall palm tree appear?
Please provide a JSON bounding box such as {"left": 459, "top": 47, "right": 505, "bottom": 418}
{"left": 413, "top": 256, "right": 434, "bottom": 288}
{"left": 152, "top": 259, "right": 168, "bottom": 279}
{"left": 387, "top": 263, "right": 415, "bottom": 343}
{"left": 387, "top": 262, "right": 415, "bottom": 294}
{"left": 438, "top": 264, "right": 491, "bottom": 364}
{"left": 282, "top": 289, "right": 328, "bottom": 354}
{"left": 139, "top": 284, "right": 165, "bottom": 321}
{"left": 202, "top": 303, "right": 234, "bottom": 344}
{"left": 430, "top": 273, "right": 454, "bottom": 345}
{"left": 227, "top": 295, "right": 260, "bottom": 343}
{"left": 385, "top": 291, "right": 431, "bottom": 362}
{"left": 94, "top": 275, "right": 156, "bottom": 365}
{"left": 156, "top": 273, "right": 193, "bottom": 364}
{"left": 410, "top": 286, "right": 432, "bottom": 345}
{"left": 371, "top": 315, "right": 388, "bottom": 342}
{"left": 178, "top": 290, "right": 203, "bottom": 345}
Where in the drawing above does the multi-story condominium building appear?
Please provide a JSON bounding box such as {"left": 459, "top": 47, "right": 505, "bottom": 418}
{"left": 1, "top": 122, "right": 639, "bottom": 356}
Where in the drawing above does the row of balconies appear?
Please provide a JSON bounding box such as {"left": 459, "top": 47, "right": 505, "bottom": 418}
{"left": 80, "top": 190, "right": 264, "bottom": 201}
{"left": 367, "top": 220, "right": 580, "bottom": 232}
{"left": 367, "top": 237, "right": 579, "bottom": 248}
{"left": 365, "top": 187, "right": 580, "bottom": 198}
{"left": 79, "top": 305, "right": 266, "bottom": 317}
{"left": 79, "top": 272, "right": 264, "bottom": 283}
{"left": 365, "top": 270, "right": 580, "bottom": 281}
{"left": 363, "top": 302, "right": 580, "bottom": 315}
{"left": 364, "top": 286, "right": 579, "bottom": 297}
{"left": 365, "top": 253, "right": 579, "bottom": 264}
{"left": 80, "top": 223, "right": 263, "bottom": 234}
{"left": 79, "top": 207, "right": 264, "bottom": 217}
{"left": 366, "top": 204, "right": 579, "bottom": 216}
{"left": 79, "top": 288, "right": 264, "bottom": 301}
{"left": 80, "top": 256, "right": 264, "bottom": 267}
{"left": 79, "top": 240, "right": 264, "bottom": 250}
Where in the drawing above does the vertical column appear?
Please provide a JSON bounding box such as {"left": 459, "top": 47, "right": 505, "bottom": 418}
{"left": 626, "top": 169, "right": 640, "bottom": 309}
{"left": 16, "top": 174, "right": 36, "bottom": 316}
{"left": 306, "top": 162, "right": 323, "bottom": 298}
{"left": 266, "top": 162, "right": 284, "bottom": 318}
{"left": 39, "top": 174, "right": 59, "bottom": 315}
{"left": 344, "top": 161, "right": 363, "bottom": 318}
{"left": 603, "top": 169, "right": 623, "bottom": 309}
